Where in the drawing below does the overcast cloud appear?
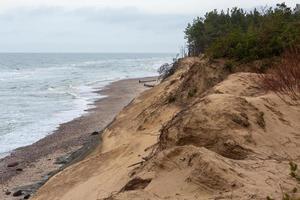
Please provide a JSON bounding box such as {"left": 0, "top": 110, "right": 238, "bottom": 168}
{"left": 0, "top": 0, "right": 299, "bottom": 52}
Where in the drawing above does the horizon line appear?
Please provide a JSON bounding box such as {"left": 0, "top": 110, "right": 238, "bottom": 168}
{"left": 0, "top": 52, "right": 176, "bottom": 54}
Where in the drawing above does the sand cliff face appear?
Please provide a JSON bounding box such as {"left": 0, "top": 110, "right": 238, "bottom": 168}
{"left": 33, "top": 57, "right": 300, "bottom": 200}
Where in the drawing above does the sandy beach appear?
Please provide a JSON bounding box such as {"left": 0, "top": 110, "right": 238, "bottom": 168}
{"left": 0, "top": 77, "right": 155, "bottom": 199}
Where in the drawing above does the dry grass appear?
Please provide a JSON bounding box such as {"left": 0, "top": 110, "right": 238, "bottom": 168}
{"left": 260, "top": 48, "right": 300, "bottom": 105}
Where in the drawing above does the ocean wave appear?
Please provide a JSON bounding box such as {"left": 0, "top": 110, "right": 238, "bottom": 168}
{"left": 0, "top": 53, "right": 173, "bottom": 155}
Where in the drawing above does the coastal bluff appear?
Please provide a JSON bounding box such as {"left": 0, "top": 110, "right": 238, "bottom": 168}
{"left": 32, "top": 57, "right": 300, "bottom": 200}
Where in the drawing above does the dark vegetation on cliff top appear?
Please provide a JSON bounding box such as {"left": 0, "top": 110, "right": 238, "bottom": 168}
{"left": 158, "top": 3, "right": 300, "bottom": 103}
{"left": 182, "top": 3, "right": 300, "bottom": 103}
{"left": 185, "top": 3, "right": 300, "bottom": 62}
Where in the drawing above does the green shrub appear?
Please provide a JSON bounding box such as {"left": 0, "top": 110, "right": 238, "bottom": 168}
{"left": 224, "top": 60, "right": 235, "bottom": 72}
{"left": 185, "top": 3, "right": 300, "bottom": 65}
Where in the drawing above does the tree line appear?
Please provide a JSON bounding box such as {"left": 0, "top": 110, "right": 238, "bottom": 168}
{"left": 185, "top": 3, "right": 300, "bottom": 62}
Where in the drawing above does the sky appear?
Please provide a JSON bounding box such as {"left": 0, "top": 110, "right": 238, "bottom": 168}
{"left": 0, "top": 0, "right": 299, "bottom": 53}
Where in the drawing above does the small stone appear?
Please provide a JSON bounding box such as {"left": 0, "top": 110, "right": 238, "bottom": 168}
{"left": 12, "top": 190, "right": 23, "bottom": 197}
{"left": 7, "top": 162, "right": 19, "bottom": 168}
{"left": 91, "top": 131, "right": 99, "bottom": 136}
{"left": 24, "top": 194, "right": 31, "bottom": 199}
{"left": 5, "top": 190, "right": 11, "bottom": 195}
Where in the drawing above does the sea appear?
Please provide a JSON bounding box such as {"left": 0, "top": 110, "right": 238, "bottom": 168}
{"left": 0, "top": 53, "right": 174, "bottom": 157}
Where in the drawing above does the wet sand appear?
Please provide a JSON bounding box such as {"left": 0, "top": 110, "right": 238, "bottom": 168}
{"left": 0, "top": 77, "right": 156, "bottom": 199}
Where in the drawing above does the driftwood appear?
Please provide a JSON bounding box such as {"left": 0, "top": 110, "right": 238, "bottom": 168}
{"left": 143, "top": 83, "right": 155, "bottom": 88}
{"left": 128, "top": 161, "right": 144, "bottom": 168}
{"left": 139, "top": 79, "right": 157, "bottom": 83}
{"left": 127, "top": 156, "right": 149, "bottom": 168}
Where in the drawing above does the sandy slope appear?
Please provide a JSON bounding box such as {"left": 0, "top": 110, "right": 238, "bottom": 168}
{"left": 32, "top": 57, "right": 300, "bottom": 200}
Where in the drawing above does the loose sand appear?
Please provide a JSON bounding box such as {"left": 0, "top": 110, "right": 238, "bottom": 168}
{"left": 0, "top": 77, "right": 154, "bottom": 200}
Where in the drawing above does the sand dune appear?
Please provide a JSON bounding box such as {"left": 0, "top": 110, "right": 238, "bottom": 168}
{"left": 33, "top": 57, "right": 300, "bottom": 200}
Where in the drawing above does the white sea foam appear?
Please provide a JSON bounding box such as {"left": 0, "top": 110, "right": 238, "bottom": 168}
{"left": 0, "top": 53, "right": 174, "bottom": 155}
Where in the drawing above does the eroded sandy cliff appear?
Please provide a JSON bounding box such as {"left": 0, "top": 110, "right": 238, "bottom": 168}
{"left": 33, "top": 57, "right": 300, "bottom": 200}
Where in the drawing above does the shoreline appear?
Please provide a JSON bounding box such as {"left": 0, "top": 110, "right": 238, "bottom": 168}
{"left": 0, "top": 77, "right": 156, "bottom": 199}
